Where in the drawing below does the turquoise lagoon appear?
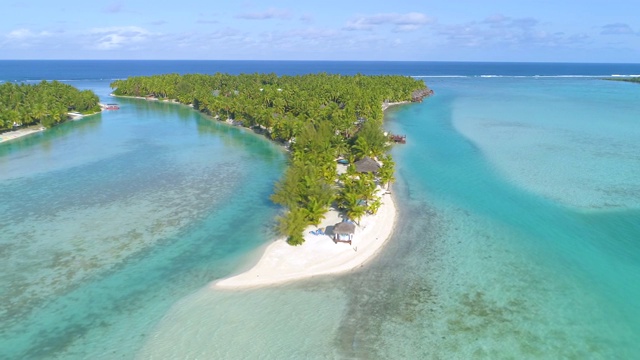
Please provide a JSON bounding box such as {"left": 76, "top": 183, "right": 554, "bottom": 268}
{"left": 0, "top": 90, "right": 286, "bottom": 358}
{"left": 1, "top": 74, "right": 640, "bottom": 358}
{"left": 138, "top": 77, "right": 640, "bottom": 359}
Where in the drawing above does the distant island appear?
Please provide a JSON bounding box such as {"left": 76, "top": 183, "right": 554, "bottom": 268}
{"left": 0, "top": 80, "right": 101, "bottom": 132}
{"left": 111, "top": 73, "right": 431, "bottom": 246}
{"left": 604, "top": 77, "right": 640, "bottom": 84}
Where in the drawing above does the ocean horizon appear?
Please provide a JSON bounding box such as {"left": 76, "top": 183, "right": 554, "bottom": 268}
{"left": 2, "top": 60, "right": 640, "bottom": 82}
{"left": 1, "top": 60, "right": 639, "bottom": 358}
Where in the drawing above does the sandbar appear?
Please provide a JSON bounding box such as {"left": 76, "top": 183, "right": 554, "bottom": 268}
{"left": 214, "top": 190, "right": 396, "bottom": 289}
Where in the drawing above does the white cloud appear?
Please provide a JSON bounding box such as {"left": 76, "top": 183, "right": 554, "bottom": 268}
{"left": 435, "top": 14, "right": 587, "bottom": 49}
{"left": 344, "top": 12, "right": 432, "bottom": 32}
{"left": 2, "top": 28, "right": 53, "bottom": 48}
{"left": 204, "top": 28, "right": 245, "bottom": 40}
{"left": 482, "top": 14, "right": 538, "bottom": 30}
{"left": 236, "top": 7, "right": 291, "bottom": 20}
{"left": 299, "top": 14, "right": 313, "bottom": 23}
{"left": 7, "top": 28, "right": 33, "bottom": 40}
{"left": 167, "top": 28, "right": 247, "bottom": 49}
{"left": 89, "top": 26, "right": 152, "bottom": 50}
{"left": 281, "top": 27, "right": 340, "bottom": 40}
{"left": 483, "top": 14, "right": 509, "bottom": 25}
{"left": 601, "top": 23, "right": 636, "bottom": 35}
{"left": 6, "top": 28, "right": 51, "bottom": 40}
{"left": 104, "top": 2, "right": 124, "bottom": 14}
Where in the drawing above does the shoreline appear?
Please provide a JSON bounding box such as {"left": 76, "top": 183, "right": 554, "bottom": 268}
{"left": 0, "top": 112, "right": 102, "bottom": 144}
{"left": 214, "top": 191, "right": 396, "bottom": 289}
{"left": 0, "top": 126, "right": 46, "bottom": 144}
{"left": 214, "top": 103, "right": 408, "bottom": 289}
{"left": 382, "top": 100, "right": 410, "bottom": 111}
{"left": 112, "top": 90, "right": 419, "bottom": 289}
{"left": 112, "top": 94, "right": 294, "bottom": 153}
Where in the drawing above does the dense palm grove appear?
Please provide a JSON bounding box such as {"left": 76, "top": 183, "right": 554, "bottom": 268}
{"left": 111, "top": 73, "right": 429, "bottom": 244}
{"left": 607, "top": 77, "right": 640, "bottom": 84}
{"left": 0, "top": 81, "right": 101, "bottom": 131}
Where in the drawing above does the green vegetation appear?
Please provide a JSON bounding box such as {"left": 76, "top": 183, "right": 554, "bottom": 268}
{"left": 0, "top": 81, "right": 101, "bottom": 131}
{"left": 110, "top": 73, "right": 429, "bottom": 245}
{"left": 604, "top": 77, "right": 640, "bottom": 84}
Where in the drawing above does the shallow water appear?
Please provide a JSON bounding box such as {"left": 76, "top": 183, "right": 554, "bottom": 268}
{"left": 2, "top": 72, "right": 639, "bottom": 359}
{"left": 451, "top": 78, "right": 640, "bottom": 209}
{"left": 140, "top": 78, "right": 640, "bottom": 358}
{"left": 372, "top": 82, "right": 640, "bottom": 357}
{"left": 0, "top": 87, "right": 286, "bottom": 358}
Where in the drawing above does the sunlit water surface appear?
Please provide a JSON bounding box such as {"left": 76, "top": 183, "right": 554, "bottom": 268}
{"left": 0, "top": 85, "right": 286, "bottom": 358}
{"left": 1, "top": 74, "right": 639, "bottom": 359}
{"left": 141, "top": 78, "right": 640, "bottom": 358}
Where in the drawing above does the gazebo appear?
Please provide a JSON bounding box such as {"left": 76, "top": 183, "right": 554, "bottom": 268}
{"left": 354, "top": 156, "right": 381, "bottom": 173}
{"left": 333, "top": 221, "right": 356, "bottom": 245}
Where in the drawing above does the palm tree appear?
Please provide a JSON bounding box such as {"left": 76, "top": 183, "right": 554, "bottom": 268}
{"left": 105, "top": 72, "right": 430, "bottom": 247}
{"left": 367, "top": 198, "right": 382, "bottom": 215}
{"left": 32, "top": 103, "right": 47, "bottom": 124}
{"left": 346, "top": 204, "right": 367, "bottom": 225}
{"left": 271, "top": 171, "right": 302, "bottom": 209}
{"left": 339, "top": 191, "right": 359, "bottom": 212}
{"left": 277, "top": 208, "right": 308, "bottom": 246}
{"left": 302, "top": 197, "right": 326, "bottom": 226}
{"left": 378, "top": 155, "right": 396, "bottom": 190}
{"left": 352, "top": 137, "right": 371, "bottom": 160}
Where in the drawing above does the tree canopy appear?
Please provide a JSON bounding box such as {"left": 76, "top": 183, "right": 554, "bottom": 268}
{"left": 111, "top": 72, "right": 430, "bottom": 245}
{"left": 604, "top": 77, "right": 640, "bottom": 84}
{"left": 0, "top": 81, "right": 101, "bottom": 131}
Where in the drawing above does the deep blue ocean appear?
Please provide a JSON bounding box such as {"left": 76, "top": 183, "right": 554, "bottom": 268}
{"left": 1, "top": 61, "right": 640, "bottom": 359}
{"left": 2, "top": 60, "right": 640, "bottom": 80}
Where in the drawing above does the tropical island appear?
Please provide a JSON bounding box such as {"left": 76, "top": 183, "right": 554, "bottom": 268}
{"left": 110, "top": 72, "right": 431, "bottom": 286}
{"left": 604, "top": 76, "right": 640, "bottom": 84}
{"left": 0, "top": 81, "right": 101, "bottom": 142}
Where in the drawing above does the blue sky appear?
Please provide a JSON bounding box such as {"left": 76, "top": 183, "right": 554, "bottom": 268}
{"left": 2, "top": 0, "right": 639, "bottom": 62}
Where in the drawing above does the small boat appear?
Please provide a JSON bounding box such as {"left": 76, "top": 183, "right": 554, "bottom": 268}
{"left": 337, "top": 159, "right": 349, "bottom": 164}
{"left": 389, "top": 134, "right": 406, "bottom": 144}
{"left": 100, "top": 103, "right": 120, "bottom": 110}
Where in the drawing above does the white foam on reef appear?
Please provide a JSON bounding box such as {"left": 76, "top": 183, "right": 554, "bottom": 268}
{"left": 411, "top": 75, "right": 637, "bottom": 79}
{"left": 412, "top": 75, "right": 469, "bottom": 78}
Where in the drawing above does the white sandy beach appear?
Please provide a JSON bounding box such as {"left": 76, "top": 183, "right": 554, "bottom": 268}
{"left": 382, "top": 100, "right": 410, "bottom": 111}
{"left": 119, "top": 94, "right": 401, "bottom": 289}
{"left": 0, "top": 111, "right": 103, "bottom": 144}
{"left": 215, "top": 191, "right": 396, "bottom": 289}
{"left": 0, "top": 126, "right": 45, "bottom": 143}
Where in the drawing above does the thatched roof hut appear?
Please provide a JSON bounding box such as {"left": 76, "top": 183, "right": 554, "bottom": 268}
{"left": 334, "top": 221, "right": 356, "bottom": 235}
{"left": 333, "top": 221, "right": 356, "bottom": 245}
{"left": 354, "top": 156, "right": 381, "bottom": 173}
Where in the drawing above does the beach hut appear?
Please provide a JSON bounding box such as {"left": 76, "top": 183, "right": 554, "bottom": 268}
{"left": 333, "top": 221, "right": 356, "bottom": 245}
{"left": 354, "top": 156, "right": 381, "bottom": 173}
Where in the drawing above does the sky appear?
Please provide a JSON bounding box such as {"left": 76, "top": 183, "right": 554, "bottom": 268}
{"left": 1, "top": 0, "right": 639, "bottom": 62}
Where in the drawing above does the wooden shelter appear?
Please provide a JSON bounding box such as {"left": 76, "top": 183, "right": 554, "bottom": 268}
{"left": 333, "top": 221, "right": 356, "bottom": 245}
{"left": 389, "top": 134, "right": 406, "bottom": 144}
{"left": 354, "top": 156, "right": 381, "bottom": 173}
